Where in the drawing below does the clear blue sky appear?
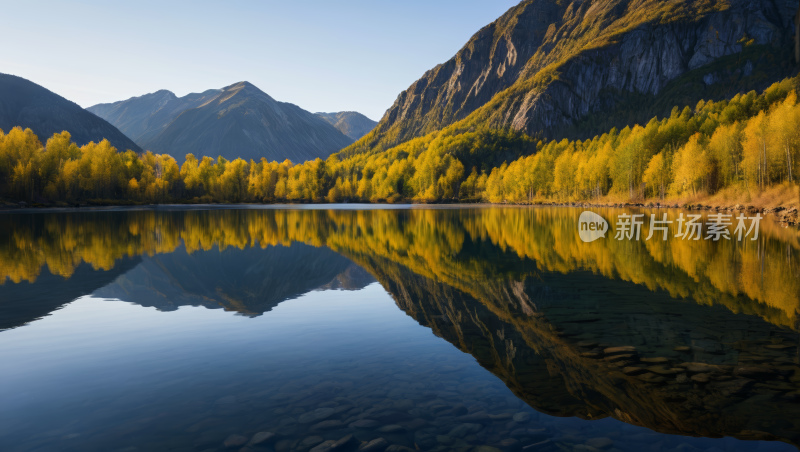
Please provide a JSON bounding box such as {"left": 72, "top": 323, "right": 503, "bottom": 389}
{"left": 1, "top": 0, "right": 520, "bottom": 121}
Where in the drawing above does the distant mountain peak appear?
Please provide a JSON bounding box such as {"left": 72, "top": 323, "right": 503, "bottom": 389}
{"left": 315, "top": 111, "right": 377, "bottom": 141}
{"left": 216, "top": 81, "right": 275, "bottom": 104}
{"left": 91, "top": 81, "right": 355, "bottom": 163}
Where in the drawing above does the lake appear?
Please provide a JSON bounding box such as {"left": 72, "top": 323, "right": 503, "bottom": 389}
{"left": 1, "top": 205, "right": 799, "bottom": 452}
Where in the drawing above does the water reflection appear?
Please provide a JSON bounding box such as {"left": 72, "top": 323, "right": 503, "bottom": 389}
{"left": 94, "top": 244, "right": 374, "bottom": 315}
{"left": 1, "top": 207, "right": 799, "bottom": 451}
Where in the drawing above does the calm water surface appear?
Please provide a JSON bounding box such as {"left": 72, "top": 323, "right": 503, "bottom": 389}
{"left": 1, "top": 206, "right": 799, "bottom": 452}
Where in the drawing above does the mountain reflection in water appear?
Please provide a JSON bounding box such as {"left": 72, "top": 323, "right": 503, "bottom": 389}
{"left": 1, "top": 206, "right": 799, "bottom": 452}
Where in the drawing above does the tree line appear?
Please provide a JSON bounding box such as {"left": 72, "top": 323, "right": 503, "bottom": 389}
{"left": 1, "top": 76, "right": 798, "bottom": 206}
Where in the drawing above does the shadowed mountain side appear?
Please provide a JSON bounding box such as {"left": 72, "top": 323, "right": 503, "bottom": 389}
{"left": 347, "top": 252, "right": 800, "bottom": 448}
{"left": 87, "top": 89, "right": 222, "bottom": 145}
{"left": 0, "top": 73, "right": 141, "bottom": 152}
{"left": 140, "top": 82, "right": 353, "bottom": 163}
{"left": 93, "top": 243, "right": 373, "bottom": 315}
{"left": 315, "top": 111, "right": 377, "bottom": 141}
{"left": 0, "top": 257, "right": 142, "bottom": 331}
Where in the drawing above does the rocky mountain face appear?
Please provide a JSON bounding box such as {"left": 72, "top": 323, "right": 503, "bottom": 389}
{"left": 0, "top": 73, "right": 141, "bottom": 152}
{"left": 315, "top": 111, "right": 377, "bottom": 141}
{"left": 87, "top": 88, "right": 221, "bottom": 145}
{"left": 356, "top": 0, "right": 800, "bottom": 152}
{"left": 89, "top": 82, "right": 355, "bottom": 163}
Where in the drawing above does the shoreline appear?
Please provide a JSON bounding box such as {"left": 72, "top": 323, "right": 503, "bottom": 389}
{"left": 1, "top": 200, "right": 797, "bottom": 225}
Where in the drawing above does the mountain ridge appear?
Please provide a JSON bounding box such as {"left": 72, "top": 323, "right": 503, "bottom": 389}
{"left": 0, "top": 73, "right": 141, "bottom": 152}
{"left": 89, "top": 83, "right": 378, "bottom": 163}
{"left": 87, "top": 88, "right": 222, "bottom": 145}
{"left": 139, "top": 81, "right": 353, "bottom": 163}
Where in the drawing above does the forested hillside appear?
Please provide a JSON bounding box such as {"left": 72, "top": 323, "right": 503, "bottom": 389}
{"left": 0, "top": 76, "right": 798, "bottom": 208}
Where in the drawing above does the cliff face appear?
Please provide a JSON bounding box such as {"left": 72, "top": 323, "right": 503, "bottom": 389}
{"left": 361, "top": 0, "right": 799, "bottom": 150}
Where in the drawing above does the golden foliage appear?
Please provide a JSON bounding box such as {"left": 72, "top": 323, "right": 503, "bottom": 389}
{"left": 1, "top": 208, "right": 798, "bottom": 330}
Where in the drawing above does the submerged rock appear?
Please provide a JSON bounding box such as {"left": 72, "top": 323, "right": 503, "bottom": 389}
{"left": 350, "top": 420, "right": 380, "bottom": 429}
{"left": 377, "top": 425, "right": 405, "bottom": 433}
{"left": 449, "top": 423, "right": 482, "bottom": 438}
{"left": 603, "top": 346, "right": 636, "bottom": 354}
{"left": 472, "top": 446, "right": 503, "bottom": 452}
{"left": 456, "top": 411, "right": 490, "bottom": 422}
{"left": 585, "top": 437, "right": 613, "bottom": 449}
{"left": 302, "top": 436, "right": 325, "bottom": 448}
{"left": 385, "top": 446, "right": 415, "bottom": 452}
{"left": 331, "top": 434, "right": 356, "bottom": 450}
{"left": 300, "top": 408, "right": 337, "bottom": 423}
{"left": 312, "top": 420, "right": 346, "bottom": 430}
{"left": 311, "top": 440, "right": 338, "bottom": 452}
{"left": 691, "top": 373, "right": 710, "bottom": 383}
{"left": 357, "top": 438, "right": 388, "bottom": 452}
{"left": 414, "top": 430, "right": 437, "bottom": 448}
{"left": 512, "top": 413, "right": 530, "bottom": 423}
{"left": 223, "top": 434, "right": 248, "bottom": 449}
{"left": 249, "top": 432, "right": 275, "bottom": 446}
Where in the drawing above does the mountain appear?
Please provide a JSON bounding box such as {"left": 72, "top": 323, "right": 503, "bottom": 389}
{"left": 86, "top": 88, "right": 221, "bottom": 145}
{"left": 347, "top": 0, "right": 800, "bottom": 155}
{"left": 89, "top": 82, "right": 354, "bottom": 163}
{"left": 0, "top": 73, "right": 141, "bottom": 152}
{"left": 315, "top": 111, "right": 377, "bottom": 141}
